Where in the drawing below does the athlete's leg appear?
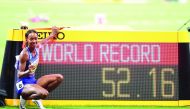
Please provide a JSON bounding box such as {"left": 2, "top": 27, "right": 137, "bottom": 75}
{"left": 19, "top": 95, "right": 26, "bottom": 109}
{"left": 21, "top": 84, "right": 49, "bottom": 100}
{"left": 37, "top": 74, "right": 63, "bottom": 92}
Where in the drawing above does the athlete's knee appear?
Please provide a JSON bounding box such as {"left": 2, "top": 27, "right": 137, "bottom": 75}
{"left": 41, "top": 90, "right": 49, "bottom": 99}
{"left": 44, "top": 89, "right": 49, "bottom": 96}
{"left": 56, "top": 74, "right": 64, "bottom": 82}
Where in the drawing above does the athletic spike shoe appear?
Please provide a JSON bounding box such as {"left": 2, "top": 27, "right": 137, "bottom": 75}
{"left": 32, "top": 99, "right": 46, "bottom": 109}
{"left": 19, "top": 104, "right": 26, "bottom": 109}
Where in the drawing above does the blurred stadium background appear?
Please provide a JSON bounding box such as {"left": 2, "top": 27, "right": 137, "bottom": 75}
{"left": 0, "top": 0, "right": 190, "bottom": 72}
{"left": 0, "top": 0, "right": 190, "bottom": 108}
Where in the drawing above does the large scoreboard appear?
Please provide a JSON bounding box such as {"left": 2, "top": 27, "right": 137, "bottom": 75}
{"left": 38, "top": 42, "right": 178, "bottom": 100}
{"left": 1, "top": 30, "right": 190, "bottom": 106}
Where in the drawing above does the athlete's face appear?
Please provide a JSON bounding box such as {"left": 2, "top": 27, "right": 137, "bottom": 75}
{"left": 27, "top": 32, "right": 38, "bottom": 49}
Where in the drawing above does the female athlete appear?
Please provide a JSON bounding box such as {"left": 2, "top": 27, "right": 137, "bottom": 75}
{"left": 15, "top": 26, "right": 63, "bottom": 109}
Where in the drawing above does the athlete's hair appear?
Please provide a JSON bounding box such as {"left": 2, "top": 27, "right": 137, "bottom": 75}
{"left": 24, "top": 29, "right": 38, "bottom": 47}
{"left": 20, "top": 25, "right": 28, "bottom": 30}
{"left": 25, "top": 29, "right": 37, "bottom": 39}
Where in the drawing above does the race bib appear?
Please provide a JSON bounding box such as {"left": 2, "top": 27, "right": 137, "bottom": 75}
{"left": 16, "top": 81, "right": 24, "bottom": 90}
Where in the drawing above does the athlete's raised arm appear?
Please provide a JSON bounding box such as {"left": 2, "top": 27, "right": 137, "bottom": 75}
{"left": 38, "top": 26, "right": 59, "bottom": 46}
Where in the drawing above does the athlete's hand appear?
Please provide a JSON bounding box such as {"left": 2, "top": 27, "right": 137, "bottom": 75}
{"left": 28, "top": 64, "right": 36, "bottom": 74}
{"left": 51, "top": 26, "right": 59, "bottom": 38}
{"left": 39, "top": 26, "right": 60, "bottom": 45}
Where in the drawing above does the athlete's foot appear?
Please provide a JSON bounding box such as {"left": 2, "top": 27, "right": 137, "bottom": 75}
{"left": 32, "top": 99, "right": 46, "bottom": 109}
{"left": 19, "top": 104, "right": 26, "bottom": 109}
{"left": 39, "top": 107, "right": 46, "bottom": 109}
